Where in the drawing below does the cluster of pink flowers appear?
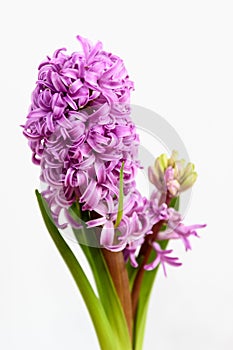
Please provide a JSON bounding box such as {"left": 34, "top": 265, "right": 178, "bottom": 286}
{"left": 22, "top": 36, "right": 205, "bottom": 274}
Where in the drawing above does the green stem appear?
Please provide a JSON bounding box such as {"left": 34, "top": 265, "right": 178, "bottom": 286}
{"left": 132, "top": 196, "right": 180, "bottom": 350}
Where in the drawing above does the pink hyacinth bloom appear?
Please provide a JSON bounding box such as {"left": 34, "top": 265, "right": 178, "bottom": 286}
{"left": 123, "top": 237, "right": 145, "bottom": 268}
{"left": 22, "top": 35, "right": 143, "bottom": 239}
{"left": 144, "top": 242, "right": 182, "bottom": 276}
{"left": 149, "top": 189, "right": 169, "bottom": 225}
{"left": 157, "top": 208, "right": 206, "bottom": 251}
{"left": 86, "top": 189, "right": 152, "bottom": 251}
{"left": 22, "top": 35, "right": 206, "bottom": 261}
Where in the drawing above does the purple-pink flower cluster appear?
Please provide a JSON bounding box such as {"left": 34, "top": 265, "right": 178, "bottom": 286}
{"left": 23, "top": 35, "right": 134, "bottom": 165}
{"left": 22, "top": 35, "right": 205, "bottom": 275}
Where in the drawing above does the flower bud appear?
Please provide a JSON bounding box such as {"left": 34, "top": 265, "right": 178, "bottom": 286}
{"left": 149, "top": 151, "right": 197, "bottom": 198}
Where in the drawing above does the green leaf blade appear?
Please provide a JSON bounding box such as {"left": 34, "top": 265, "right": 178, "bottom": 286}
{"left": 35, "top": 190, "right": 127, "bottom": 350}
{"left": 114, "top": 161, "right": 124, "bottom": 228}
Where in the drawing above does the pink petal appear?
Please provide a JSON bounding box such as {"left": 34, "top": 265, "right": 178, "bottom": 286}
{"left": 86, "top": 217, "right": 107, "bottom": 228}
{"left": 100, "top": 220, "right": 115, "bottom": 246}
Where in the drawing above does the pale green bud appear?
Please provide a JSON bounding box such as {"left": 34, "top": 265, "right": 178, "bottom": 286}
{"left": 180, "top": 172, "right": 198, "bottom": 192}
{"left": 158, "top": 154, "right": 168, "bottom": 172}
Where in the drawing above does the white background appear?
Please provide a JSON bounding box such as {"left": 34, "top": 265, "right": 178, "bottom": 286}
{"left": 1, "top": 1, "right": 233, "bottom": 349}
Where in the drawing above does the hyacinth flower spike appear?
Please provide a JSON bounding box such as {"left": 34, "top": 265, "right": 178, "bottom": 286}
{"left": 22, "top": 35, "right": 206, "bottom": 350}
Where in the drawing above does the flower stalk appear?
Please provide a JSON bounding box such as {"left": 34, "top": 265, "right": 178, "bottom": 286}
{"left": 131, "top": 221, "right": 165, "bottom": 319}
{"left": 102, "top": 249, "right": 133, "bottom": 341}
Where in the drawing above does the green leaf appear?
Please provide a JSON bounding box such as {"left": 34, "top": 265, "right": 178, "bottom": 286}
{"left": 68, "top": 202, "right": 132, "bottom": 350}
{"left": 35, "top": 190, "right": 126, "bottom": 350}
{"left": 133, "top": 197, "right": 180, "bottom": 350}
{"left": 114, "top": 161, "right": 124, "bottom": 228}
